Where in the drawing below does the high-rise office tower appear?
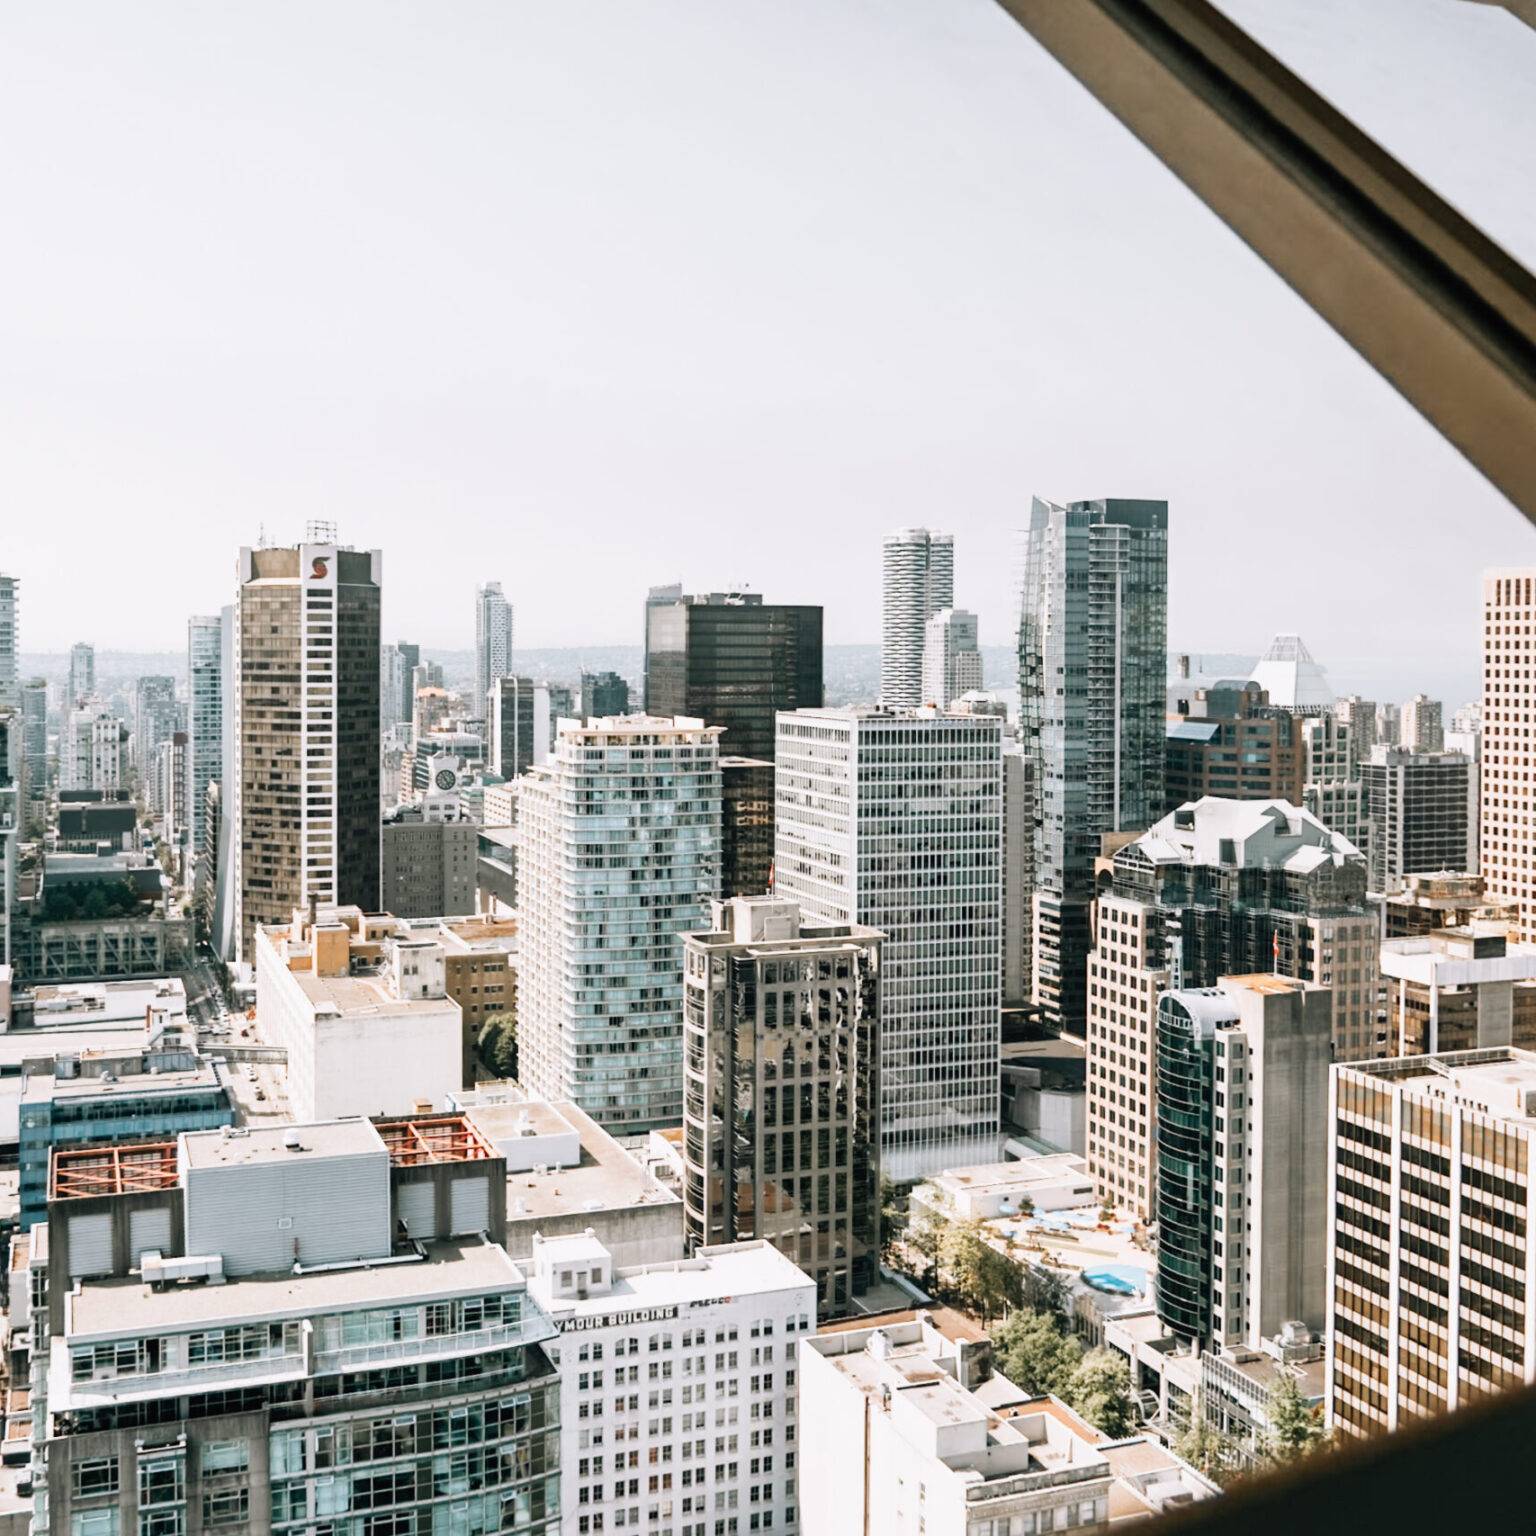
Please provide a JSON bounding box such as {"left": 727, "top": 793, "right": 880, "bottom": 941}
{"left": 920, "top": 607, "right": 983, "bottom": 707}
{"left": 0, "top": 574, "right": 16, "bottom": 711}
{"left": 776, "top": 706, "right": 1003, "bottom": 1181}
{"left": 1155, "top": 975, "right": 1331, "bottom": 1352}
{"left": 233, "top": 532, "right": 381, "bottom": 958}
{"left": 68, "top": 640, "right": 95, "bottom": 708}
{"left": 1018, "top": 496, "right": 1168, "bottom": 1035}
{"left": 682, "top": 895, "right": 883, "bottom": 1311}
{"left": 1002, "top": 741, "right": 1036, "bottom": 1008}
{"left": 1401, "top": 693, "right": 1445, "bottom": 753}
{"left": 720, "top": 755, "right": 774, "bottom": 898}
{"left": 0, "top": 708, "right": 17, "bottom": 967}
{"left": 380, "top": 643, "right": 408, "bottom": 729}
{"left": 63, "top": 702, "right": 126, "bottom": 792}
{"left": 489, "top": 675, "right": 537, "bottom": 780}
{"left": 517, "top": 715, "right": 721, "bottom": 1132}
{"left": 187, "top": 616, "right": 222, "bottom": 858}
{"left": 1483, "top": 570, "right": 1536, "bottom": 944}
{"left": 475, "top": 579, "right": 513, "bottom": 714}
{"left": 644, "top": 589, "right": 823, "bottom": 760}
{"left": 1334, "top": 695, "right": 1377, "bottom": 758}
{"left": 132, "top": 673, "right": 178, "bottom": 779}
{"left": 1328, "top": 1048, "right": 1536, "bottom": 1439}
{"left": 210, "top": 606, "right": 239, "bottom": 961}
{"left": 1362, "top": 746, "right": 1477, "bottom": 894}
{"left": 396, "top": 639, "right": 420, "bottom": 721}
{"left": 1375, "top": 700, "right": 1401, "bottom": 748}
{"left": 1088, "top": 798, "right": 1375, "bottom": 1219}
{"left": 579, "top": 668, "right": 629, "bottom": 719}
{"left": 20, "top": 677, "right": 47, "bottom": 835}
{"left": 881, "top": 528, "right": 953, "bottom": 707}
{"left": 1247, "top": 634, "right": 1334, "bottom": 715}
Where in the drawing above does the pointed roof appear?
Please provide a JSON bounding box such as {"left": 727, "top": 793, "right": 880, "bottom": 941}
{"left": 1247, "top": 634, "right": 1334, "bottom": 713}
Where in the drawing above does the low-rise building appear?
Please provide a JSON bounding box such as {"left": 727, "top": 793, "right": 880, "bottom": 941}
{"left": 254, "top": 904, "right": 463, "bottom": 1120}
{"left": 528, "top": 1231, "right": 815, "bottom": 1536}
{"left": 913, "top": 1156, "right": 1095, "bottom": 1223}
{"left": 1380, "top": 871, "right": 1520, "bottom": 939}
{"left": 1380, "top": 926, "right": 1536, "bottom": 1055}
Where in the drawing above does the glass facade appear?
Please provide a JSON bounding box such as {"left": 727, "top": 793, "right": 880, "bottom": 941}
{"left": 1155, "top": 994, "right": 1214, "bottom": 1341}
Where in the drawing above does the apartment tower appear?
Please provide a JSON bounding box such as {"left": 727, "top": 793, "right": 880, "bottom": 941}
{"left": 186, "top": 614, "right": 222, "bottom": 858}
{"left": 880, "top": 528, "right": 953, "bottom": 708}
{"left": 475, "top": 578, "right": 513, "bottom": 715}
{"left": 920, "top": 607, "right": 983, "bottom": 708}
{"left": 1483, "top": 568, "right": 1536, "bottom": 943}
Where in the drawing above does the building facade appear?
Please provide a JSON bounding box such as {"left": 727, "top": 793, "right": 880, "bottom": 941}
{"left": 643, "top": 590, "right": 823, "bottom": 762}
{"left": 775, "top": 707, "right": 1002, "bottom": 1181}
{"left": 1328, "top": 1049, "right": 1536, "bottom": 1439}
{"left": 186, "top": 614, "right": 222, "bottom": 858}
{"left": 1482, "top": 568, "right": 1536, "bottom": 944}
{"left": 720, "top": 756, "right": 774, "bottom": 901}
{"left": 62, "top": 704, "right": 126, "bottom": 794}
{"left": 1401, "top": 693, "right": 1445, "bottom": 753}
{"left": 1018, "top": 497, "right": 1168, "bottom": 1035}
{"left": 1361, "top": 746, "right": 1478, "bottom": 895}
{"left": 132, "top": 674, "right": 179, "bottom": 781}
{"left": 682, "top": 897, "right": 882, "bottom": 1311}
{"left": 1380, "top": 927, "right": 1536, "bottom": 1055}
{"left": 579, "top": 670, "right": 630, "bottom": 720}
{"left": 880, "top": 528, "right": 953, "bottom": 709}
{"left": 476, "top": 579, "right": 514, "bottom": 716}
{"left": 381, "top": 811, "right": 479, "bottom": 919}
{"left": 1165, "top": 681, "right": 1304, "bottom": 812}
{"left": 1088, "top": 798, "right": 1375, "bottom": 1218}
{"left": 233, "top": 536, "right": 381, "bottom": 957}
{"left": 529, "top": 1232, "right": 814, "bottom": 1536}
{"left": 22, "top": 677, "right": 48, "bottom": 836}
{"left": 516, "top": 716, "right": 722, "bottom": 1134}
{"left": 67, "top": 640, "right": 95, "bottom": 708}
{"left": 1154, "top": 976, "right": 1331, "bottom": 1352}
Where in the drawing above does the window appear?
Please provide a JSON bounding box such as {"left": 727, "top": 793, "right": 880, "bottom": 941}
{"left": 72, "top": 1513, "right": 118, "bottom": 1536}
{"left": 202, "top": 1490, "right": 249, "bottom": 1528}
{"left": 138, "top": 1459, "right": 184, "bottom": 1507}
{"left": 72, "top": 1459, "right": 119, "bottom": 1500}
{"left": 200, "top": 1441, "right": 249, "bottom": 1474}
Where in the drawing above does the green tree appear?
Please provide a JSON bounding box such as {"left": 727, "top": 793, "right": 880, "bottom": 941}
{"left": 1259, "top": 1370, "right": 1326, "bottom": 1467}
{"left": 478, "top": 1013, "right": 519, "bottom": 1080}
{"left": 879, "top": 1178, "right": 907, "bottom": 1259}
{"left": 936, "top": 1218, "right": 1020, "bottom": 1321}
{"left": 1065, "top": 1348, "right": 1138, "bottom": 1437}
{"left": 1173, "top": 1412, "right": 1239, "bottom": 1486}
{"left": 991, "top": 1309, "right": 1083, "bottom": 1397}
{"left": 906, "top": 1210, "right": 942, "bottom": 1290}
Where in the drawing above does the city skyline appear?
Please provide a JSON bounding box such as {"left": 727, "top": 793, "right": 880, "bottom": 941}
{"left": 2, "top": 2, "right": 1532, "bottom": 680}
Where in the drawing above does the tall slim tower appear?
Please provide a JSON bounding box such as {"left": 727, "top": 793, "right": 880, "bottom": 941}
{"left": 474, "top": 581, "right": 513, "bottom": 717}
{"left": 187, "top": 615, "right": 223, "bottom": 858}
{"left": 1018, "top": 496, "right": 1168, "bottom": 1034}
{"left": 1483, "top": 568, "right": 1536, "bottom": 943}
{"left": 68, "top": 641, "right": 95, "bottom": 709}
{"left": 0, "top": 574, "right": 17, "bottom": 712}
{"left": 880, "top": 529, "right": 953, "bottom": 707}
{"left": 920, "top": 607, "right": 983, "bottom": 707}
{"left": 233, "top": 530, "right": 381, "bottom": 957}
{"left": 20, "top": 679, "right": 47, "bottom": 836}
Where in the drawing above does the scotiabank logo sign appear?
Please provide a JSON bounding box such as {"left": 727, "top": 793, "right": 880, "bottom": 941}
{"left": 311, "top": 556, "right": 330, "bottom": 580}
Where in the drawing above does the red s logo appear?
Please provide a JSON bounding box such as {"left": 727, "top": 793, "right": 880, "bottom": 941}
{"left": 311, "top": 557, "right": 330, "bottom": 580}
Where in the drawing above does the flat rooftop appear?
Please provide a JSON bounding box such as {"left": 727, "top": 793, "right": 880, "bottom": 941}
{"left": 1224, "top": 972, "right": 1308, "bottom": 996}
{"left": 181, "top": 1119, "right": 385, "bottom": 1169}
{"left": 1350, "top": 1048, "right": 1536, "bottom": 1124}
{"left": 67, "top": 1238, "right": 523, "bottom": 1340}
{"left": 290, "top": 969, "right": 460, "bottom": 1021}
{"left": 477, "top": 1101, "right": 680, "bottom": 1221}
{"left": 531, "top": 1240, "right": 811, "bottom": 1318}
{"left": 24, "top": 1061, "right": 225, "bottom": 1106}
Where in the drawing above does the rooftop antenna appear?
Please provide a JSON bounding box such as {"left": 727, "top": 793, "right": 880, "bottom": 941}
{"left": 306, "top": 519, "right": 339, "bottom": 544}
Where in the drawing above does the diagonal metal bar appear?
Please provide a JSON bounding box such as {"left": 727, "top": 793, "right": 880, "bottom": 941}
{"left": 992, "top": 0, "right": 1536, "bottom": 525}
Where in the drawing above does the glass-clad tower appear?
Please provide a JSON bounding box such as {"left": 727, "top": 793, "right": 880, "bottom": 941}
{"left": 1018, "top": 496, "right": 1168, "bottom": 1034}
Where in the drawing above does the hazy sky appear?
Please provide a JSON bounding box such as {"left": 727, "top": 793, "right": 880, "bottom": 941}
{"left": 3, "top": 0, "right": 1533, "bottom": 703}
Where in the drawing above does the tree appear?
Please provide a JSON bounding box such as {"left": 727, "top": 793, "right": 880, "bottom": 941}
{"left": 935, "top": 1218, "right": 1019, "bottom": 1321}
{"left": 905, "top": 1209, "right": 943, "bottom": 1290}
{"left": 992, "top": 1308, "right": 1083, "bottom": 1397}
{"left": 1173, "top": 1412, "right": 1240, "bottom": 1486}
{"left": 1065, "top": 1348, "right": 1138, "bottom": 1437}
{"left": 1260, "top": 1370, "right": 1327, "bottom": 1467}
{"left": 478, "top": 1013, "right": 519, "bottom": 1081}
{"left": 879, "top": 1178, "right": 907, "bottom": 1259}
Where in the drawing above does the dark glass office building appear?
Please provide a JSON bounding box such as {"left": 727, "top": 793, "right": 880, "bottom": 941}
{"left": 643, "top": 591, "right": 823, "bottom": 762}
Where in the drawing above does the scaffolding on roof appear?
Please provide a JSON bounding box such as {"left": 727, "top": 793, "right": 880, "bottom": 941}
{"left": 51, "top": 1141, "right": 180, "bottom": 1201}
{"left": 375, "top": 1114, "right": 497, "bottom": 1167}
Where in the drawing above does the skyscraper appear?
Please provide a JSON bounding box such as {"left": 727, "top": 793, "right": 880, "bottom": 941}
{"left": 1087, "top": 798, "right": 1376, "bottom": 1219}
{"left": 63, "top": 702, "right": 126, "bottom": 792}
{"left": 1361, "top": 746, "right": 1477, "bottom": 894}
{"left": 395, "top": 639, "right": 420, "bottom": 722}
{"left": 20, "top": 677, "right": 47, "bottom": 836}
{"left": 1300, "top": 710, "right": 1366, "bottom": 856}
{"left": 380, "top": 642, "right": 409, "bottom": 729}
{"left": 68, "top": 640, "right": 95, "bottom": 708}
{"left": 1401, "top": 693, "right": 1445, "bottom": 753}
{"left": 643, "top": 589, "right": 822, "bottom": 760}
{"left": 1482, "top": 568, "right": 1536, "bottom": 944}
{"left": 920, "top": 607, "right": 983, "bottom": 707}
{"left": 881, "top": 528, "right": 953, "bottom": 707}
{"left": 1018, "top": 496, "right": 1168, "bottom": 1034}
{"left": 187, "top": 614, "right": 223, "bottom": 858}
{"left": 0, "top": 574, "right": 16, "bottom": 711}
{"left": 1334, "top": 695, "right": 1377, "bottom": 757}
{"left": 682, "top": 895, "right": 883, "bottom": 1311}
{"left": 489, "top": 675, "right": 537, "bottom": 779}
{"left": 475, "top": 579, "right": 513, "bottom": 715}
{"left": 516, "top": 714, "right": 721, "bottom": 1132}
{"left": 775, "top": 706, "right": 1003, "bottom": 1181}
{"left": 233, "top": 532, "right": 381, "bottom": 957}
{"left": 0, "top": 707, "right": 17, "bottom": 967}
{"left": 579, "top": 669, "right": 629, "bottom": 719}
{"left": 132, "top": 673, "right": 178, "bottom": 779}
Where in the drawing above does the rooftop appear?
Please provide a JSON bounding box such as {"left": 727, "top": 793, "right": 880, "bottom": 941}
{"left": 66, "top": 1237, "right": 524, "bottom": 1341}
{"left": 1348, "top": 1047, "right": 1536, "bottom": 1124}
{"left": 376, "top": 1114, "right": 496, "bottom": 1167}
{"left": 1130, "top": 796, "right": 1360, "bottom": 871}
{"left": 51, "top": 1141, "right": 180, "bottom": 1202}
{"left": 24, "top": 1059, "right": 226, "bottom": 1106}
{"left": 288, "top": 968, "right": 460, "bottom": 1022}
{"left": 181, "top": 1119, "right": 385, "bottom": 1169}
{"left": 1247, "top": 633, "right": 1333, "bottom": 712}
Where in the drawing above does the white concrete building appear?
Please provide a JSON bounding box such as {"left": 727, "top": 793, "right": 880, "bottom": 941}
{"left": 528, "top": 1231, "right": 815, "bottom": 1536}
{"left": 912, "top": 1154, "right": 1095, "bottom": 1223}
{"left": 62, "top": 701, "right": 125, "bottom": 792}
{"left": 254, "top": 905, "right": 463, "bottom": 1121}
{"left": 775, "top": 706, "right": 1003, "bottom": 1181}
{"left": 1483, "top": 568, "right": 1536, "bottom": 944}
{"left": 881, "top": 528, "right": 953, "bottom": 708}
{"left": 516, "top": 715, "right": 721, "bottom": 1134}
{"left": 800, "top": 1320, "right": 1116, "bottom": 1536}
{"left": 1380, "top": 926, "right": 1536, "bottom": 1055}
{"left": 921, "top": 607, "right": 983, "bottom": 709}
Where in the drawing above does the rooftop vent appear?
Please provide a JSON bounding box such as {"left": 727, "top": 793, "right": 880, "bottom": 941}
{"left": 284, "top": 1130, "right": 304, "bottom": 1153}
